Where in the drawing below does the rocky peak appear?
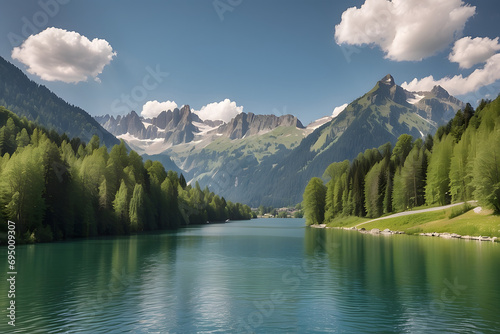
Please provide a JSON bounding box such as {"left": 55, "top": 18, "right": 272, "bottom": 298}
{"left": 380, "top": 74, "right": 395, "bottom": 86}
{"left": 216, "top": 112, "right": 304, "bottom": 140}
{"left": 369, "top": 74, "right": 406, "bottom": 105}
{"left": 203, "top": 119, "right": 224, "bottom": 127}
{"left": 431, "top": 85, "right": 450, "bottom": 99}
{"left": 148, "top": 105, "right": 202, "bottom": 130}
{"left": 96, "top": 110, "right": 146, "bottom": 138}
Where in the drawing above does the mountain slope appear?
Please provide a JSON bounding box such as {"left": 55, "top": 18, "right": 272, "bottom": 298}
{"left": 197, "top": 74, "right": 464, "bottom": 206}
{"left": 215, "top": 112, "right": 304, "bottom": 139}
{"left": 0, "top": 56, "right": 119, "bottom": 148}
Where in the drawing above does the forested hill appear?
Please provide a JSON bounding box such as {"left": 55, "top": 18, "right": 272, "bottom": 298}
{"left": 302, "top": 97, "right": 500, "bottom": 225}
{"left": 0, "top": 56, "right": 119, "bottom": 148}
{"left": 0, "top": 106, "right": 252, "bottom": 244}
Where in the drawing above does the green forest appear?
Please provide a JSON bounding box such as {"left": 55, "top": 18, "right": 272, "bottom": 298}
{"left": 303, "top": 97, "right": 500, "bottom": 225}
{"left": 0, "top": 106, "right": 252, "bottom": 243}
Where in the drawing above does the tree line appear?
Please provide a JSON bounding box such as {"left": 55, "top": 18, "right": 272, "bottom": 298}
{"left": 0, "top": 106, "right": 252, "bottom": 243}
{"left": 303, "top": 97, "right": 500, "bottom": 225}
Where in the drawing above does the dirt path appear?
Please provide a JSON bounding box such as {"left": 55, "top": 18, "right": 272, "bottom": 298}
{"left": 354, "top": 201, "right": 477, "bottom": 229}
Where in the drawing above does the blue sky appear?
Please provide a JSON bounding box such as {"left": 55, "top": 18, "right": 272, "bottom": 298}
{"left": 1, "top": 0, "right": 499, "bottom": 125}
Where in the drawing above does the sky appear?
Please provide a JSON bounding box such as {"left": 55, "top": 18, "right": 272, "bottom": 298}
{"left": 0, "top": 0, "right": 499, "bottom": 125}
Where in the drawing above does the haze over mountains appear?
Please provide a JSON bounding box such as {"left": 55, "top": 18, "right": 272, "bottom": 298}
{"left": 97, "top": 74, "right": 465, "bottom": 206}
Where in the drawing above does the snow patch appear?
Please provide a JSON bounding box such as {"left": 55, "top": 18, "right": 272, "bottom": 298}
{"left": 193, "top": 121, "right": 217, "bottom": 135}
{"left": 306, "top": 116, "right": 332, "bottom": 130}
{"left": 407, "top": 94, "right": 424, "bottom": 105}
{"left": 117, "top": 133, "right": 170, "bottom": 155}
{"left": 332, "top": 103, "right": 348, "bottom": 118}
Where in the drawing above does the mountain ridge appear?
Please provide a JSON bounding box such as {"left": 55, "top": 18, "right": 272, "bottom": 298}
{"left": 0, "top": 56, "right": 119, "bottom": 148}
{"left": 98, "top": 74, "right": 465, "bottom": 206}
{"left": 177, "top": 74, "right": 465, "bottom": 206}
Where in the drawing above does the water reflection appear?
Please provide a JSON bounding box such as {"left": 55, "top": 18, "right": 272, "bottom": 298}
{"left": 0, "top": 220, "right": 499, "bottom": 333}
{"left": 304, "top": 228, "right": 500, "bottom": 332}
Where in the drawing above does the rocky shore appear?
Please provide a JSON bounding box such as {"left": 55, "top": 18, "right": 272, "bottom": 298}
{"left": 310, "top": 224, "right": 499, "bottom": 242}
{"left": 418, "top": 232, "right": 498, "bottom": 242}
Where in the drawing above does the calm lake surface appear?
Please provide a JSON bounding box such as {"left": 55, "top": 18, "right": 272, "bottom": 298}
{"left": 1, "top": 218, "right": 500, "bottom": 333}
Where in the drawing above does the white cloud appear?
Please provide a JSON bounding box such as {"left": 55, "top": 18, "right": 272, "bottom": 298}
{"left": 141, "top": 100, "right": 178, "bottom": 118}
{"left": 334, "top": 0, "right": 475, "bottom": 61}
{"left": 193, "top": 99, "right": 243, "bottom": 123}
{"left": 11, "top": 27, "right": 116, "bottom": 83}
{"left": 449, "top": 36, "right": 500, "bottom": 69}
{"left": 332, "top": 103, "right": 348, "bottom": 118}
{"left": 401, "top": 53, "right": 500, "bottom": 96}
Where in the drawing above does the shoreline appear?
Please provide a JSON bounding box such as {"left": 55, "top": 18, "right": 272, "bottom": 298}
{"left": 309, "top": 224, "right": 499, "bottom": 243}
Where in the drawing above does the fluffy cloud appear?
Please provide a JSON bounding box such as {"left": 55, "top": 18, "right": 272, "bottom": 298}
{"left": 141, "top": 100, "right": 178, "bottom": 118}
{"left": 193, "top": 99, "right": 243, "bottom": 123}
{"left": 335, "top": 0, "right": 475, "bottom": 61}
{"left": 332, "top": 103, "right": 348, "bottom": 118}
{"left": 401, "top": 53, "right": 500, "bottom": 96}
{"left": 449, "top": 36, "right": 500, "bottom": 69}
{"left": 11, "top": 27, "right": 116, "bottom": 83}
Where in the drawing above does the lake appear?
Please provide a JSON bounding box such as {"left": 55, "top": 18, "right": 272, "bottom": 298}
{"left": 1, "top": 218, "right": 500, "bottom": 333}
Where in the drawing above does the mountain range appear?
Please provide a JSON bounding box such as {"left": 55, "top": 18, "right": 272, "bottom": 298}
{"left": 0, "top": 55, "right": 466, "bottom": 207}
{"left": 97, "top": 74, "right": 464, "bottom": 206}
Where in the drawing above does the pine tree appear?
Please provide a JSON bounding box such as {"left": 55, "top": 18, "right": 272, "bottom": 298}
{"left": 392, "top": 134, "right": 413, "bottom": 167}
{"left": 392, "top": 168, "right": 406, "bottom": 212}
{"left": 129, "top": 184, "right": 145, "bottom": 232}
{"left": 113, "top": 180, "right": 129, "bottom": 232}
{"left": 160, "top": 177, "right": 175, "bottom": 228}
{"left": 425, "top": 135, "right": 453, "bottom": 205}
{"left": 473, "top": 130, "right": 500, "bottom": 212}
{"left": 449, "top": 129, "right": 474, "bottom": 202}
{"left": 179, "top": 173, "right": 187, "bottom": 189}
{"left": 400, "top": 145, "right": 425, "bottom": 208}
{"left": 15, "top": 128, "right": 30, "bottom": 148}
{"left": 86, "top": 135, "right": 100, "bottom": 155}
{"left": 364, "top": 162, "right": 383, "bottom": 218}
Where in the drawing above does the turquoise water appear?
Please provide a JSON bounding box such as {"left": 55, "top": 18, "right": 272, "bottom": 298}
{"left": 1, "top": 218, "right": 500, "bottom": 333}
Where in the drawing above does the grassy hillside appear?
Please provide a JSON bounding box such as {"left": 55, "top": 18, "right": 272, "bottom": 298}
{"left": 341, "top": 208, "right": 500, "bottom": 237}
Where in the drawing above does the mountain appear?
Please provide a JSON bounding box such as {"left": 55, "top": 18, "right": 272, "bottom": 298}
{"left": 300, "top": 74, "right": 464, "bottom": 164}
{"left": 96, "top": 74, "right": 465, "bottom": 207}
{"left": 215, "top": 112, "right": 304, "bottom": 139}
{"left": 98, "top": 108, "right": 304, "bottom": 144}
{"left": 0, "top": 56, "right": 119, "bottom": 148}
{"left": 217, "top": 74, "right": 464, "bottom": 206}
{"left": 97, "top": 108, "right": 307, "bottom": 196}
{"left": 410, "top": 85, "right": 464, "bottom": 124}
{"left": 97, "top": 106, "right": 306, "bottom": 157}
{"left": 96, "top": 105, "right": 203, "bottom": 144}
{"left": 97, "top": 105, "right": 218, "bottom": 153}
